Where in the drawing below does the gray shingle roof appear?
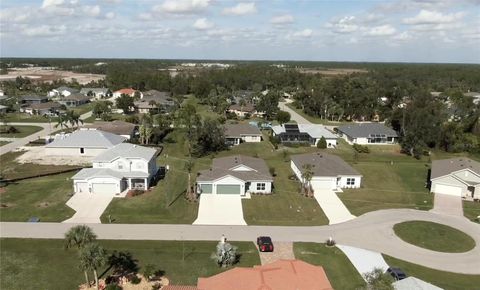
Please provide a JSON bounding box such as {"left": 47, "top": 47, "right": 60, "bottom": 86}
{"left": 272, "top": 124, "right": 337, "bottom": 139}
{"left": 291, "top": 152, "right": 361, "bottom": 177}
{"left": 337, "top": 123, "right": 398, "bottom": 138}
{"left": 47, "top": 130, "right": 126, "bottom": 148}
{"left": 197, "top": 155, "right": 272, "bottom": 182}
{"left": 94, "top": 143, "right": 157, "bottom": 162}
{"left": 431, "top": 157, "right": 480, "bottom": 179}
{"left": 80, "top": 88, "right": 109, "bottom": 95}
{"left": 21, "top": 95, "right": 48, "bottom": 101}
{"left": 72, "top": 168, "right": 124, "bottom": 180}
{"left": 224, "top": 123, "right": 262, "bottom": 138}
{"left": 83, "top": 120, "right": 136, "bottom": 136}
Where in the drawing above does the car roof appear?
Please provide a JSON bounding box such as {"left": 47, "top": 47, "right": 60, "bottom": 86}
{"left": 259, "top": 236, "right": 272, "bottom": 241}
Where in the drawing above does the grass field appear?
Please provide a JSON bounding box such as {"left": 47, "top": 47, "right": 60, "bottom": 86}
{"left": 0, "top": 140, "right": 10, "bottom": 146}
{"left": 463, "top": 201, "right": 480, "bottom": 223}
{"left": 0, "top": 238, "right": 260, "bottom": 290}
{"left": 1, "top": 112, "right": 56, "bottom": 123}
{"left": 393, "top": 221, "right": 476, "bottom": 253}
{"left": 384, "top": 255, "right": 480, "bottom": 290}
{"left": 293, "top": 243, "right": 365, "bottom": 290}
{"left": 0, "top": 124, "right": 43, "bottom": 138}
{"left": 0, "top": 172, "right": 76, "bottom": 222}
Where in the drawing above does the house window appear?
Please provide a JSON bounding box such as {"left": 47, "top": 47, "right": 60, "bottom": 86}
{"left": 256, "top": 183, "right": 266, "bottom": 190}
{"left": 346, "top": 178, "right": 355, "bottom": 186}
{"left": 80, "top": 148, "right": 85, "bottom": 154}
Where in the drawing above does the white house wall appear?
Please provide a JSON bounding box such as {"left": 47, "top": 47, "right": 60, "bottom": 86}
{"left": 337, "top": 176, "right": 362, "bottom": 188}
{"left": 311, "top": 177, "right": 337, "bottom": 190}
{"left": 431, "top": 175, "right": 468, "bottom": 196}
{"left": 73, "top": 177, "right": 121, "bottom": 194}
{"left": 46, "top": 147, "right": 107, "bottom": 157}
{"left": 314, "top": 138, "right": 337, "bottom": 147}
{"left": 242, "top": 135, "right": 262, "bottom": 142}
{"left": 291, "top": 160, "right": 362, "bottom": 189}
{"left": 249, "top": 181, "right": 272, "bottom": 194}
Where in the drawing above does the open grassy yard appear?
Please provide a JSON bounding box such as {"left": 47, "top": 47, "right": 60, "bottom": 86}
{"left": 1, "top": 112, "right": 57, "bottom": 123}
{"left": 0, "top": 172, "right": 76, "bottom": 222}
{"left": 393, "top": 221, "right": 475, "bottom": 253}
{"left": 0, "top": 238, "right": 260, "bottom": 290}
{"left": 72, "top": 102, "right": 93, "bottom": 115}
{"left": 285, "top": 103, "right": 346, "bottom": 126}
{"left": 384, "top": 255, "right": 480, "bottom": 290}
{"left": 0, "top": 124, "right": 43, "bottom": 138}
{"left": 463, "top": 201, "right": 480, "bottom": 223}
{"left": 293, "top": 243, "right": 365, "bottom": 290}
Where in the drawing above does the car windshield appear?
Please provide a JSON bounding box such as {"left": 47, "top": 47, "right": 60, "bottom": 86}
{"left": 261, "top": 237, "right": 272, "bottom": 244}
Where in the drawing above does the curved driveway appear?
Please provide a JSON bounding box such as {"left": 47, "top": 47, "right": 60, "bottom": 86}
{"left": 2, "top": 209, "right": 479, "bottom": 275}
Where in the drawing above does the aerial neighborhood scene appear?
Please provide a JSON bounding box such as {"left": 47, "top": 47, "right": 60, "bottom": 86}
{"left": 1, "top": 0, "right": 480, "bottom": 289}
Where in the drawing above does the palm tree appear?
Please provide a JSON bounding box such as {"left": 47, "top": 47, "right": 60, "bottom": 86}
{"left": 55, "top": 113, "right": 69, "bottom": 129}
{"left": 301, "top": 164, "right": 314, "bottom": 197}
{"left": 80, "top": 243, "right": 107, "bottom": 290}
{"left": 185, "top": 158, "right": 195, "bottom": 202}
{"left": 66, "top": 110, "right": 83, "bottom": 129}
{"left": 65, "top": 225, "right": 97, "bottom": 286}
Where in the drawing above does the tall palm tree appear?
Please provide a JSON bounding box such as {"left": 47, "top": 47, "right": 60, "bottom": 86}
{"left": 65, "top": 225, "right": 97, "bottom": 287}
{"left": 80, "top": 243, "right": 107, "bottom": 290}
{"left": 185, "top": 158, "right": 195, "bottom": 202}
{"left": 55, "top": 113, "right": 69, "bottom": 129}
{"left": 66, "top": 110, "right": 83, "bottom": 129}
{"left": 301, "top": 164, "right": 314, "bottom": 197}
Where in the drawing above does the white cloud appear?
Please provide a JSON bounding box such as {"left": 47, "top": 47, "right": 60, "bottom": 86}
{"left": 293, "top": 28, "right": 313, "bottom": 38}
{"left": 222, "top": 2, "right": 257, "bottom": 16}
{"left": 105, "top": 12, "right": 116, "bottom": 19}
{"left": 392, "top": 31, "right": 413, "bottom": 41}
{"left": 138, "top": 13, "right": 153, "bottom": 21}
{"left": 23, "top": 25, "right": 66, "bottom": 37}
{"left": 82, "top": 5, "right": 101, "bottom": 17}
{"left": 403, "top": 10, "right": 464, "bottom": 25}
{"left": 154, "top": 0, "right": 211, "bottom": 15}
{"left": 193, "top": 18, "right": 214, "bottom": 30}
{"left": 326, "top": 16, "right": 359, "bottom": 34}
{"left": 366, "top": 24, "right": 396, "bottom": 36}
{"left": 42, "top": 0, "right": 65, "bottom": 9}
{"left": 270, "top": 14, "right": 294, "bottom": 25}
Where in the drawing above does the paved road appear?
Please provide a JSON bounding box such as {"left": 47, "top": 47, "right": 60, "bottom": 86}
{"left": 0, "top": 110, "right": 93, "bottom": 155}
{"left": 2, "top": 209, "right": 480, "bottom": 275}
{"left": 278, "top": 101, "right": 311, "bottom": 124}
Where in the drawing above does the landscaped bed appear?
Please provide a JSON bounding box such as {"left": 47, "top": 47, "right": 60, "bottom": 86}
{"left": 0, "top": 238, "right": 260, "bottom": 290}
{"left": 0, "top": 124, "right": 43, "bottom": 138}
{"left": 463, "top": 201, "right": 480, "bottom": 223}
{"left": 393, "top": 221, "right": 476, "bottom": 253}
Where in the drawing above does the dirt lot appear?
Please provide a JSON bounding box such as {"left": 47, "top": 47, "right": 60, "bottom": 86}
{"left": 297, "top": 68, "right": 368, "bottom": 75}
{"left": 15, "top": 146, "right": 93, "bottom": 166}
{"left": 0, "top": 67, "right": 105, "bottom": 84}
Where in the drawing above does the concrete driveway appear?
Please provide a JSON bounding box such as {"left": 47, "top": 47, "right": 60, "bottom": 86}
{"left": 193, "top": 194, "right": 247, "bottom": 225}
{"left": 431, "top": 193, "right": 464, "bottom": 216}
{"left": 63, "top": 192, "right": 114, "bottom": 224}
{"left": 278, "top": 101, "right": 311, "bottom": 124}
{"left": 313, "top": 188, "right": 356, "bottom": 224}
{"left": 337, "top": 245, "right": 389, "bottom": 280}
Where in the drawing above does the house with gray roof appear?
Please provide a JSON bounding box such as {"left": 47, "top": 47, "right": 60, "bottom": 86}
{"left": 272, "top": 124, "right": 338, "bottom": 147}
{"left": 430, "top": 157, "right": 480, "bottom": 199}
{"left": 337, "top": 123, "right": 398, "bottom": 145}
{"left": 46, "top": 130, "right": 126, "bottom": 157}
{"left": 24, "top": 102, "right": 62, "bottom": 116}
{"left": 48, "top": 86, "right": 79, "bottom": 97}
{"left": 224, "top": 123, "right": 262, "bottom": 146}
{"left": 0, "top": 104, "right": 7, "bottom": 114}
{"left": 291, "top": 152, "right": 362, "bottom": 190}
{"left": 57, "top": 93, "right": 91, "bottom": 107}
{"left": 20, "top": 95, "right": 48, "bottom": 104}
{"left": 196, "top": 155, "right": 273, "bottom": 196}
{"left": 135, "top": 90, "right": 174, "bottom": 113}
{"left": 80, "top": 88, "right": 110, "bottom": 99}
{"left": 72, "top": 143, "right": 158, "bottom": 194}
{"left": 81, "top": 120, "right": 137, "bottom": 140}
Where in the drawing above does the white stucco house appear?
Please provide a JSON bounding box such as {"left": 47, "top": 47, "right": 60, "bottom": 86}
{"left": 46, "top": 130, "right": 126, "bottom": 157}
{"left": 291, "top": 152, "right": 362, "bottom": 191}
{"left": 196, "top": 155, "right": 273, "bottom": 197}
{"left": 272, "top": 124, "right": 338, "bottom": 147}
{"left": 48, "top": 86, "right": 79, "bottom": 98}
{"left": 72, "top": 143, "right": 158, "bottom": 195}
{"left": 224, "top": 123, "right": 262, "bottom": 146}
{"left": 430, "top": 157, "right": 480, "bottom": 199}
{"left": 337, "top": 123, "right": 398, "bottom": 145}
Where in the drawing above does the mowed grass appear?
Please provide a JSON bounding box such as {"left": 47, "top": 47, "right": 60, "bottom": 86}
{"left": 2, "top": 112, "right": 57, "bottom": 123}
{"left": 393, "top": 221, "right": 476, "bottom": 253}
{"left": 384, "top": 255, "right": 480, "bottom": 290}
{"left": 0, "top": 238, "right": 260, "bottom": 290}
{"left": 0, "top": 172, "right": 76, "bottom": 222}
{"left": 0, "top": 140, "right": 10, "bottom": 146}
{"left": 0, "top": 125, "right": 43, "bottom": 138}
{"left": 293, "top": 243, "right": 365, "bottom": 290}
{"left": 463, "top": 201, "right": 480, "bottom": 223}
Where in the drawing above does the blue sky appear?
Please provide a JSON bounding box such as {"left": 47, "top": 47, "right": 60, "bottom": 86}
{"left": 1, "top": 0, "right": 479, "bottom": 63}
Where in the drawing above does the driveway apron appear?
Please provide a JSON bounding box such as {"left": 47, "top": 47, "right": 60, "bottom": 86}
{"left": 63, "top": 192, "right": 114, "bottom": 224}
{"left": 431, "top": 193, "right": 464, "bottom": 217}
{"left": 193, "top": 194, "right": 247, "bottom": 225}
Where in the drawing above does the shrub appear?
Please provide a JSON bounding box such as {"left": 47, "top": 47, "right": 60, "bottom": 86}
{"left": 269, "top": 167, "right": 276, "bottom": 177}
{"left": 269, "top": 135, "right": 280, "bottom": 149}
{"left": 130, "top": 275, "right": 141, "bottom": 285}
{"left": 317, "top": 136, "right": 327, "bottom": 149}
{"left": 105, "top": 284, "right": 122, "bottom": 290}
{"left": 127, "top": 189, "right": 144, "bottom": 197}
{"left": 353, "top": 144, "right": 370, "bottom": 153}
{"left": 142, "top": 264, "right": 156, "bottom": 281}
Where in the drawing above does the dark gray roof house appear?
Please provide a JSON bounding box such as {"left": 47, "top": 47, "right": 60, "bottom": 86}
{"left": 337, "top": 123, "right": 398, "bottom": 145}
{"left": 431, "top": 158, "right": 480, "bottom": 180}
{"left": 291, "top": 152, "right": 361, "bottom": 177}
{"left": 225, "top": 123, "right": 262, "bottom": 138}
{"left": 197, "top": 155, "right": 272, "bottom": 182}
{"left": 20, "top": 95, "right": 48, "bottom": 104}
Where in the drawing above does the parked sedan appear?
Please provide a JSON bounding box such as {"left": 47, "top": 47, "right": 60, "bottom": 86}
{"left": 387, "top": 267, "right": 407, "bottom": 280}
{"left": 257, "top": 236, "right": 274, "bottom": 252}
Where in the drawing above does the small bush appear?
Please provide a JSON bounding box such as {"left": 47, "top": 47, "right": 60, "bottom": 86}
{"left": 269, "top": 166, "right": 276, "bottom": 177}
{"left": 127, "top": 189, "right": 145, "bottom": 197}
{"left": 269, "top": 135, "right": 280, "bottom": 149}
{"left": 317, "top": 136, "right": 327, "bottom": 149}
{"left": 353, "top": 144, "right": 370, "bottom": 153}
{"left": 130, "top": 275, "right": 141, "bottom": 284}
{"left": 105, "top": 284, "right": 122, "bottom": 290}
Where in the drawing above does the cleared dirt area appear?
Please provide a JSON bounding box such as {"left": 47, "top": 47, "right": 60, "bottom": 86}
{"left": 15, "top": 146, "right": 93, "bottom": 166}
{"left": 0, "top": 67, "right": 105, "bottom": 84}
{"left": 297, "top": 68, "right": 368, "bottom": 75}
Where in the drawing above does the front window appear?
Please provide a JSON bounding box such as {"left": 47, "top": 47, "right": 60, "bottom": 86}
{"left": 257, "top": 183, "right": 266, "bottom": 190}
{"left": 346, "top": 178, "right": 355, "bottom": 186}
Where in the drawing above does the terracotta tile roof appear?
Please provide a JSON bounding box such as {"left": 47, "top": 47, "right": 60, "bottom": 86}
{"left": 114, "top": 88, "right": 136, "bottom": 95}
{"left": 197, "top": 259, "right": 333, "bottom": 290}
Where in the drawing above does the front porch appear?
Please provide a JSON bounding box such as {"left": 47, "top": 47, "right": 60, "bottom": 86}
{"left": 124, "top": 177, "right": 149, "bottom": 191}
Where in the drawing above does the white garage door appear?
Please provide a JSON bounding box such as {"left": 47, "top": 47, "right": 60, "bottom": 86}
{"left": 434, "top": 184, "right": 462, "bottom": 196}
{"left": 92, "top": 183, "right": 117, "bottom": 194}
{"left": 311, "top": 179, "right": 335, "bottom": 190}
{"left": 76, "top": 182, "right": 89, "bottom": 193}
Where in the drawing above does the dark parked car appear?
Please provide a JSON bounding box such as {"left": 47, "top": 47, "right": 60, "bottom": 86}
{"left": 257, "top": 236, "right": 274, "bottom": 252}
{"left": 387, "top": 267, "right": 407, "bottom": 280}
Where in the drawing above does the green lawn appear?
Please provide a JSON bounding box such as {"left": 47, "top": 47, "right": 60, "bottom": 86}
{"left": 293, "top": 243, "right": 365, "bottom": 290}
{"left": 72, "top": 103, "right": 93, "bottom": 115}
{"left": 183, "top": 95, "right": 220, "bottom": 120}
{"left": 0, "top": 140, "right": 10, "bottom": 146}
{"left": 463, "top": 201, "right": 480, "bottom": 223}
{"left": 0, "top": 238, "right": 260, "bottom": 290}
{"left": 1, "top": 112, "right": 56, "bottom": 123}
{"left": 83, "top": 113, "right": 126, "bottom": 123}
{"left": 0, "top": 172, "right": 76, "bottom": 222}
{"left": 0, "top": 125, "right": 43, "bottom": 138}
{"left": 384, "top": 255, "right": 480, "bottom": 290}
{"left": 393, "top": 221, "right": 476, "bottom": 253}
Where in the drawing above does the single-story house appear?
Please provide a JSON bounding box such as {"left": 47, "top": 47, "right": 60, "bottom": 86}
{"left": 337, "top": 123, "right": 398, "bottom": 145}
{"left": 291, "top": 152, "right": 362, "bottom": 190}
{"left": 224, "top": 123, "right": 262, "bottom": 146}
{"left": 72, "top": 143, "right": 158, "bottom": 194}
{"left": 272, "top": 123, "right": 338, "bottom": 147}
{"left": 24, "top": 102, "right": 62, "bottom": 116}
{"left": 48, "top": 86, "right": 79, "bottom": 97}
{"left": 112, "top": 88, "right": 142, "bottom": 100}
{"left": 196, "top": 155, "right": 273, "bottom": 197}
{"left": 46, "top": 130, "right": 126, "bottom": 157}
{"left": 227, "top": 103, "right": 258, "bottom": 118}
{"left": 197, "top": 259, "right": 333, "bottom": 290}
{"left": 19, "top": 95, "right": 48, "bottom": 104}
{"left": 0, "top": 104, "right": 7, "bottom": 114}
{"left": 80, "top": 88, "right": 110, "bottom": 99}
{"left": 430, "top": 157, "right": 480, "bottom": 199}
{"left": 81, "top": 120, "right": 137, "bottom": 140}
{"left": 134, "top": 90, "right": 174, "bottom": 113}
{"left": 57, "top": 93, "right": 91, "bottom": 107}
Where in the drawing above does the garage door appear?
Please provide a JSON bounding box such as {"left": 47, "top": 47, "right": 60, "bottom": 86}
{"left": 76, "top": 182, "right": 89, "bottom": 193}
{"left": 311, "top": 179, "right": 334, "bottom": 190}
{"left": 433, "top": 184, "right": 462, "bottom": 196}
{"left": 216, "top": 184, "right": 241, "bottom": 194}
{"left": 92, "top": 183, "right": 117, "bottom": 194}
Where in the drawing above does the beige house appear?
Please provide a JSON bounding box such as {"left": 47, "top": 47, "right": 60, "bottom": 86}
{"left": 224, "top": 123, "right": 262, "bottom": 146}
{"left": 430, "top": 158, "right": 480, "bottom": 199}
